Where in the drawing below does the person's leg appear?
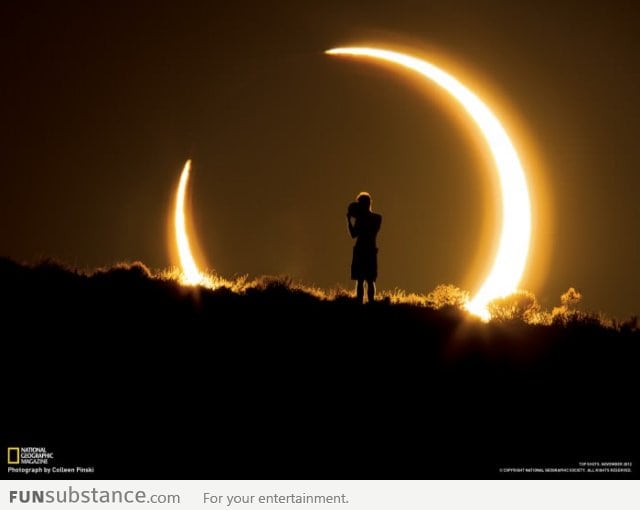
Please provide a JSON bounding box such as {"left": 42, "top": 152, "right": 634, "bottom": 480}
{"left": 366, "top": 279, "right": 375, "bottom": 303}
{"left": 356, "top": 279, "right": 365, "bottom": 303}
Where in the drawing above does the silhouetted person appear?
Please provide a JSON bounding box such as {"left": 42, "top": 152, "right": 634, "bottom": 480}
{"left": 347, "top": 192, "right": 382, "bottom": 303}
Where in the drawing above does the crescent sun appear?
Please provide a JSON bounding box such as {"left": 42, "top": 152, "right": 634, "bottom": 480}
{"left": 326, "top": 47, "right": 532, "bottom": 319}
{"left": 175, "top": 159, "right": 207, "bottom": 286}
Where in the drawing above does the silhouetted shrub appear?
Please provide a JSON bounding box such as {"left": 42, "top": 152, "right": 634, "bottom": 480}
{"left": 425, "top": 284, "right": 469, "bottom": 309}
{"left": 488, "top": 290, "right": 540, "bottom": 323}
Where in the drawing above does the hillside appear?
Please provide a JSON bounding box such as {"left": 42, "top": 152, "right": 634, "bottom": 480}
{"left": 2, "top": 257, "right": 638, "bottom": 479}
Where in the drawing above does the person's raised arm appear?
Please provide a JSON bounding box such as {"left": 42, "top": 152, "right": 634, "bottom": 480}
{"left": 347, "top": 214, "right": 359, "bottom": 238}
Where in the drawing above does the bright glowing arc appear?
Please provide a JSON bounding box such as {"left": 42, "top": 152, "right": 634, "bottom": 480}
{"left": 326, "top": 47, "right": 532, "bottom": 319}
{"left": 175, "top": 160, "right": 206, "bottom": 285}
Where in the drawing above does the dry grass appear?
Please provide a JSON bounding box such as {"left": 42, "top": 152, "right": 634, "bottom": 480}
{"left": 12, "top": 257, "right": 638, "bottom": 332}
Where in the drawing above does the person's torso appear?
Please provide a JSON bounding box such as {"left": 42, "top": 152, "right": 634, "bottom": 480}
{"left": 355, "top": 212, "right": 381, "bottom": 247}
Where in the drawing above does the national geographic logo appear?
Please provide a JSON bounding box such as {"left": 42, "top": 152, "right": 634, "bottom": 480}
{"left": 7, "top": 447, "right": 54, "bottom": 465}
{"left": 7, "top": 446, "right": 95, "bottom": 475}
{"left": 7, "top": 448, "right": 19, "bottom": 465}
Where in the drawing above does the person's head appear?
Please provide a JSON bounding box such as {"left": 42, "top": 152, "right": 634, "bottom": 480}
{"left": 356, "top": 192, "right": 372, "bottom": 212}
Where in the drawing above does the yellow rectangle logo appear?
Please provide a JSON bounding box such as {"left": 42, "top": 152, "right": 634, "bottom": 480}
{"left": 7, "top": 447, "right": 20, "bottom": 464}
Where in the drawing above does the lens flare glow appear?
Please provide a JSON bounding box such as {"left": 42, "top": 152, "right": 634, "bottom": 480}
{"left": 326, "top": 47, "right": 532, "bottom": 320}
{"left": 175, "top": 159, "right": 207, "bottom": 285}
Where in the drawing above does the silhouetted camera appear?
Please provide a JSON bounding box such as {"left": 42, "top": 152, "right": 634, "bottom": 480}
{"left": 347, "top": 201, "right": 361, "bottom": 218}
